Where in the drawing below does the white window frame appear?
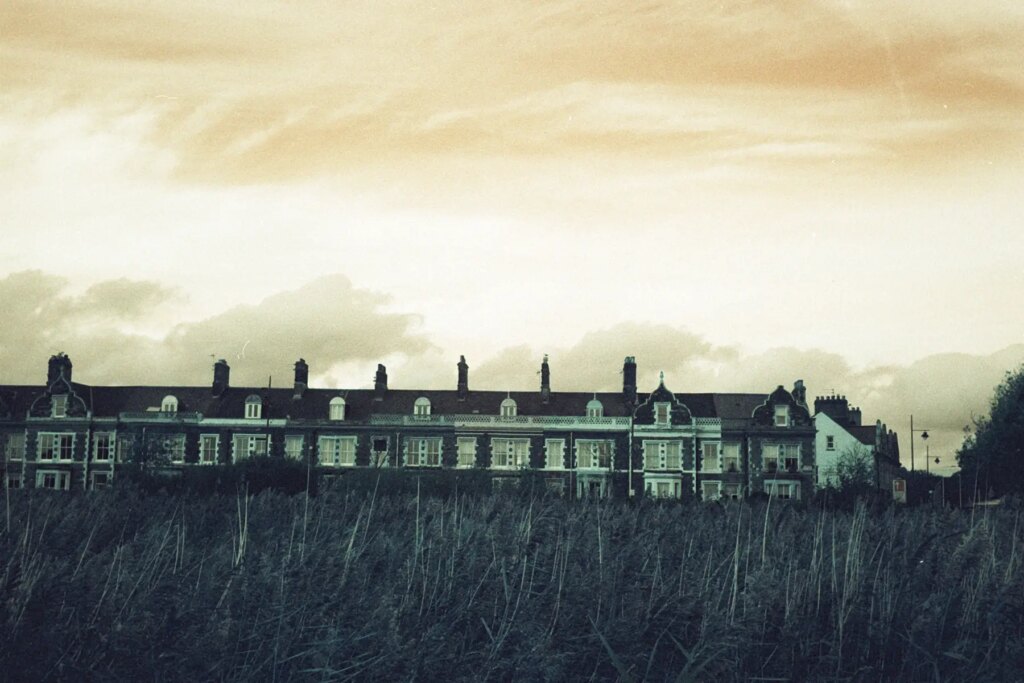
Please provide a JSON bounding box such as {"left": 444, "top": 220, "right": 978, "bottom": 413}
{"left": 405, "top": 437, "right": 442, "bottom": 467}
{"left": 701, "top": 441, "right": 720, "bottom": 473}
{"left": 199, "top": 434, "right": 219, "bottom": 464}
{"left": 765, "top": 480, "right": 800, "bottom": 500}
{"left": 500, "top": 398, "right": 517, "bottom": 419}
{"left": 576, "top": 439, "right": 612, "bottom": 470}
{"left": 116, "top": 435, "right": 133, "bottom": 462}
{"left": 491, "top": 438, "right": 529, "bottom": 469}
{"left": 655, "top": 403, "right": 670, "bottom": 427}
{"left": 165, "top": 434, "right": 186, "bottom": 463}
{"left": 774, "top": 405, "right": 790, "bottom": 427}
{"left": 244, "top": 395, "right": 262, "bottom": 420}
{"left": 284, "top": 434, "right": 304, "bottom": 460}
{"left": 319, "top": 436, "right": 357, "bottom": 467}
{"left": 161, "top": 395, "right": 178, "bottom": 413}
{"left": 722, "top": 482, "right": 742, "bottom": 501}
{"left": 643, "top": 440, "right": 681, "bottom": 471}
{"left": 90, "top": 471, "right": 111, "bottom": 490}
{"left": 93, "top": 432, "right": 114, "bottom": 462}
{"left": 721, "top": 442, "right": 741, "bottom": 473}
{"left": 701, "top": 480, "right": 722, "bottom": 501}
{"left": 36, "top": 470, "right": 71, "bottom": 491}
{"left": 763, "top": 444, "right": 799, "bottom": 473}
{"left": 544, "top": 439, "right": 565, "bottom": 470}
{"left": 329, "top": 397, "right": 346, "bottom": 421}
{"left": 5, "top": 432, "right": 25, "bottom": 461}
{"left": 457, "top": 437, "right": 476, "bottom": 468}
{"left": 645, "top": 477, "right": 681, "bottom": 499}
{"left": 413, "top": 397, "right": 431, "bottom": 418}
{"left": 232, "top": 434, "right": 268, "bottom": 462}
{"left": 586, "top": 400, "right": 603, "bottom": 418}
{"left": 826, "top": 435, "right": 835, "bottom": 451}
{"left": 38, "top": 432, "right": 75, "bottom": 462}
{"left": 52, "top": 394, "right": 67, "bottom": 418}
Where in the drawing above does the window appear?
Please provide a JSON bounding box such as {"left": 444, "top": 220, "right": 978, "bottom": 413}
{"left": 6, "top": 474, "right": 24, "bottom": 489}
{"left": 721, "top": 443, "right": 740, "bottom": 473}
{"left": 52, "top": 394, "right": 67, "bottom": 418}
{"left": 329, "top": 397, "right": 346, "bottom": 421}
{"left": 244, "top": 395, "right": 262, "bottom": 420}
{"left": 90, "top": 472, "right": 111, "bottom": 490}
{"left": 646, "top": 479, "right": 681, "bottom": 499}
{"left": 586, "top": 399, "right": 603, "bottom": 418}
{"left": 763, "top": 444, "right": 799, "bottom": 473}
{"left": 643, "top": 440, "right": 681, "bottom": 470}
{"left": 491, "top": 438, "right": 529, "bottom": 469}
{"left": 765, "top": 480, "right": 800, "bottom": 500}
{"left": 38, "top": 433, "right": 74, "bottom": 461}
{"left": 93, "top": 433, "right": 113, "bottom": 462}
{"left": 457, "top": 437, "right": 476, "bottom": 468}
{"left": 36, "top": 470, "right": 70, "bottom": 490}
{"left": 161, "top": 395, "right": 178, "bottom": 413}
{"left": 577, "top": 440, "right": 612, "bottom": 469}
{"left": 722, "top": 483, "right": 741, "bottom": 501}
{"left": 826, "top": 435, "right": 835, "bottom": 451}
{"left": 701, "top": 442, "right": 720, "bottom": 472}
{"left": 500, "top": 398, "right": 517, "bottom": 418}
{"left": 655, "top": 403, "right": 670, "bottom": 427}
{"left": 774, "top": 405, "right": 790, "bottom": 427}
{"left": 545, "top": 439, "right": 565, "bottom": 470}
{"left": 702, "top": 481, "right": 721, "bottom": 501}
{"left": 413, "top": 397, "right": 431, "bottom": 418}
{"left": 166, "top": 434, "right": 186, "bottom": 463}
{"left": 371, "top": 437, "right": 389, "bottom": 466}
{"left": 5, "top": 433, "right": 25, "bottom": 461}
{"left": 117, "top": 435, "right": 133, "bottom": 462}
{"left": 232, "top": 434, "right": 268, "bottom": 462}
{"left": 319, "top": 436, "right": 357, "bottom": 467}
{"left": 284, "top": 435, "right": 304, "bottom": 460}
{"left": 199, "top": 434, "right": 219, "bottom": 464}
{"left": 406, "top": 437, "right": 442, "bottom": 467}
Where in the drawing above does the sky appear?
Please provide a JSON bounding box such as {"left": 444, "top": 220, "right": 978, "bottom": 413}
{"left": 2, "top": 1, "right": 1023, "bottom": 473}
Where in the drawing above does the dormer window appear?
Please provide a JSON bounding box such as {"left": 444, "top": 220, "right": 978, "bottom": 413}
{"left": 414, "top": 397, "right": 431, "bottom": 418}
{"left": 329, "top": 396, "right": 346, "bottom": 421}
{"left": 500, "top": 397, "right": 517, "bottom": 418}
{"left": 245, "top": 395, "right": 262, "bottom": 420}
{"left": 161, "top": 395, "right": 178, "bottom": 414}
{"left": 655, "top": 403, "right": 670, "bottom": 427}
{"left": 774, "top": 405, "right": 790, "bottom": 427}
{"left": 52, "top": 395, "right": 67, "bottom": 418}
{"left": 586, "top": 398, "right": 604, "bottom": 418}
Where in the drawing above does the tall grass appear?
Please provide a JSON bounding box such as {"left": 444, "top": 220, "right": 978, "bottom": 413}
{"left": 1, "top": 489, "right": 1022, "bottom": 681}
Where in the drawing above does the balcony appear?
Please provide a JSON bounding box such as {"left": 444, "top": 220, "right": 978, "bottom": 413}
{"left": 119, "top": 411, "right": 203, "bottom": 422}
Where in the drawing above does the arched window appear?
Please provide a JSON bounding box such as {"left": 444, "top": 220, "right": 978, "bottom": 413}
{"left": 244, "top": 394, "right": 262, "bottom": 420}
{"left": 586, "top": 398, "right": 604, "bottom": 418}
{"left": 329, "top": 396, "right": 346, "bottom": 421}
{"left": 414, "top": 397, "right": 431, "bottom": 417}
{"left": 161, "top": 395, "right": 178, "bottom": 414}
{"left": 500, "top": 397, "right": 517, "bottom": 418}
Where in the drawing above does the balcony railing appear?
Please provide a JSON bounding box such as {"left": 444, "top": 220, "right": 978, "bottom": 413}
{"left": 118, "top": 411, "right": 203, "bottom": 422}
{"left": 367, "top": 414, "right": 631, "bottom": 428}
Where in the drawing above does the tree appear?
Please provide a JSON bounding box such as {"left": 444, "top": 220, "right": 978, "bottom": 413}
{"left": 834, "top": 444, "right": 874, "bottom": 491}
{"left": 957, "top": 364, "right": 1024, "bottom": 498}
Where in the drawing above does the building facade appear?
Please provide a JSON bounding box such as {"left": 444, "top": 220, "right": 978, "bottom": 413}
{"left": 814, "top": 394, "right": 902, "bottom": 492}
{"left": 1, "top": 353, "right": 821, "bottom": 500}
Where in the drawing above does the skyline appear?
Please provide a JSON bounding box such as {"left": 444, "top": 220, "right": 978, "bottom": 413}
{"left": 3, "top": 1, "right": 1024, "bottom": 474}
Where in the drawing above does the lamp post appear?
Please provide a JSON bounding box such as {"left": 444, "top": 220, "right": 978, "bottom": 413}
{"left": 909, "top": 415, "right": 929, "bottom": 472}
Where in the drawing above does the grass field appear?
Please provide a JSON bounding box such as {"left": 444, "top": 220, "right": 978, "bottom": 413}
{"left": 2, "top": 485, "right": 1022, "bottom": 681}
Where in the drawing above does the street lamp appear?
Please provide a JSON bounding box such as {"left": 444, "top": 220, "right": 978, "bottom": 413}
{"left": 909, "top": 414, "right": 930, "bottom": 472}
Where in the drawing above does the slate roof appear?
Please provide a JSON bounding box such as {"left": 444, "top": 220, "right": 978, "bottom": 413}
{"left": 845, "top": 425, "right": 877, "bottom": 447}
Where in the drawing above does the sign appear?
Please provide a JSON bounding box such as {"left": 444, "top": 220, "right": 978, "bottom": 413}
{"left": 892, "top": 478, "right": 907, "bottom": 504}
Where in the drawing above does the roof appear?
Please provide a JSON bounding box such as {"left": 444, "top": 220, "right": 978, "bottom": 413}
{"left": 713, "top": 394, "right": 770, "bottom": 421}
{"left": 845, "top": 425, "right": 877, "bottom": 447}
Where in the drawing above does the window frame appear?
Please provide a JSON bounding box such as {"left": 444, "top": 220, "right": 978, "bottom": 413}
{"left": 93, "top": 432, "right": 114, "bottom": 462}
{"left": 655, "top": 403, "right": 670, "bottom": 427}
{"left": 490, "top": 437, "right": 529, "bottom": 469}
{"left": 284, "top": 434, "right": 304, "bottom": 460}
{"left": 5, "top": 432, "right": 26, "bottom": 461}
{"left": 585, "top": 399, "right": 604, "bottom": 418}
{"left": 413, "top": 397, "right": 431, "bottom": 418}
{"left": 36, "top": 469, "right": 71, "bottom": 491}
{"left": 405, "top": 437, "right": 442, "bottom": 467}
{"left": 244, "top": 395, "right": 262, "bottom": 420}
{"left": 643, "top": 440, "right": 681, "bottom": 471}
{"left": 318, "top": 435, "right": 357, "bottom": 467}
{"left": 544, "top": 438, "right": 565, "bottom": 470}
{"left": 456, "top": 437, "right": 477, "bottom": 468}
{"left": 329, "top": 397, "right": 346, "bottom": 421}
{"left": 774, "top": 405, "right": 790, "bottom": 427}
{"left": 161, "top": 395, "right": 178, "bottom": 414}
{"left": 701, "top": 441, "right": 720, "bottom": 473}
{"left": 826, "top": 435, "right": 835, "bottom": 451}
{"left": 199, "top": 434, "right": 219, "bottom": 464}
{"left": 500, "top": 398, "right": 517, "bottom": 419}
{"left": 721, "top": 442, "right": 741, "bottom": 473}
{"left": 576, "top": 439, "right": 613, "bottom": 470}
{"left": 52, "top": 394, "right": 67, "bottom": 418}
{"left": 38, "top": 432, "right": 75, "bottom": 462}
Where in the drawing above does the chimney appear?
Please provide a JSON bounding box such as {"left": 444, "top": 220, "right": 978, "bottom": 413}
{"left": 623, "top": 356, "right": 637, "bottom": 406}
{"left": 457, "top": 355, "right": 469, "bottom": 400}
{"left": 374, "top": 364, "right": 388, "bottom": 401}
{"left": 849, "top": 406, "right": 862, "bottom": 426}
{"left": 47, "top": 353, "right": 73, "bottom": 388}
{"left": 792, "top": 379, "right": 806, "bottom": 407}
{"left": 212, "top": 359, "right": 230, "bottom": 397}
{"left": 293, "top": 358, "right": 309, "bottom": 399}
{"left": 540, "top": 354, "right": 551, "bottom": 403}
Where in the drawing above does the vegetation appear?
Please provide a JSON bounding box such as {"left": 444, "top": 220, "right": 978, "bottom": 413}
{"left": 958, "top": 363, "right": 1024, "bottom": 499}
{"left": 2, "top": 486, "right": 1023, "bottom": 681}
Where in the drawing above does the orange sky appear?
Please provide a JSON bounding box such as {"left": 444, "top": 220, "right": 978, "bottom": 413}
{"left": 2, "top": 1, "right": 1023, "bottom": 472}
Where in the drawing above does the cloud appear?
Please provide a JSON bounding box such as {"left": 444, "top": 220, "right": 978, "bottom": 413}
{"left": 2, "top": 1, "right": 1021, "bottom": 184}
{"left": 0, "top": 270, "right": 431, "bottom": 387}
